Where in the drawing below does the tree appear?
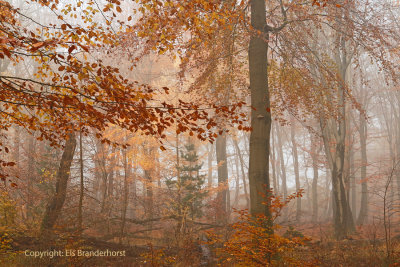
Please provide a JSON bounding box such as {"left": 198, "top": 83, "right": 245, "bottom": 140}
{"left": 0, "top": 0, "right": 246, "bottom": 182}
{"left": 266, "top": 0, "right": 400, "bottom": 238}
{"left": 166, "top": 143, "right": 207, "bottom": 232}
{"left": 40, "top": 133, "right": 76, "bottom": 236}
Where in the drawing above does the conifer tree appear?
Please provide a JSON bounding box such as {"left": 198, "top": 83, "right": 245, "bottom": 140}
{"left": 166, "top": 144, "right": 207, "bottom": 222}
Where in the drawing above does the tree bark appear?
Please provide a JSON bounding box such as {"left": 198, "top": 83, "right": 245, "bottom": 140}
{"left": 248, "top": 0, "right": 271, "bottom": 218}
{"left": 41, "top": 133, "right": 76, "bottom": 235}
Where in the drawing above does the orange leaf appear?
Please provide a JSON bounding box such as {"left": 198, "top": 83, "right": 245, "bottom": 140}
{"left": 32, "top": 42, "right": 44, "bottom": 48}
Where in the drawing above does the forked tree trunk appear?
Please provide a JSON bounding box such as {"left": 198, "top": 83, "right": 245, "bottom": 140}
{"left": 41, "top": 133, "right": 76, "bottom": 236}
{"left": 233, "top": 138, "right": 250, "bottom": 209}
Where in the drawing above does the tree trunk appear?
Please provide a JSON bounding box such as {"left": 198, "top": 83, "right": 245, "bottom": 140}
{"left": 107, "top": 146, "right": 116, "bottom": 199}
{"left": 311, "top": 134, "right": 319, "bottom": 222}
{"left": 207, "top": 142, "right": 213, "bottom": 188}
{"left": 131, "top": 157, "right": 137, "bottom": 218}
{"left": 395, "top": 99, "right": 400, "bottom": 206}
{"left": 41, "top": 133, "right": 76, "bottom": 236}
{"left": 350, "top": 152, "right": 356, "bottom": 221}
{"left": 276, "top": 126, "right": 288, "bottom": 201}
{"left": 120, "top": 146, "right": 130, "bottom": 242}
{"left": 78, "top": 131, "right": 84, "bottom": 234}
{"left": 317, "top": 16, "right": 355, "bottom": 238}
{"left": 321, "top": 117, "right": 355, "bottom": 238}
{"left": 13, "top": 126, "right": 20, "bottom": 166}
{"left": 233, "top": 145, "right": 240, "bottom": 208}
{"left": 290, "top": 120, "right": 301, "bottom": 221}
{"left": 216, "top": 133, "right": 228, "bottom": 221}
{"left": 93, "top": 139, "right": 102, "bottom": 206}
{"left": 27, "top": 132, "right": 35, "bottom": 220}
{"left": 271, "top": 125, "right": 279, "bottom": 195}
{"left": 145, "top": 147, "right": 154, "bottom": 220}
{"left": 248, "top": 0, "right": 271, "bottom": 218}
{"left": 233, "top": 138, "right": 250, "bottom": 209}
{"left": 98, "top": 142, "right": 108, "bottom": 213}
{"left": 357, "top": 112, "right": 368, "bottom": 225}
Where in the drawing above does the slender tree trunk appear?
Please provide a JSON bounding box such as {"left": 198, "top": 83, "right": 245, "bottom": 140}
{"left": 357, "top": 112, "right": 368, "bottom": 225}
{"left": 291, "top": 120, "right": 301, "bottom": 221}
{"left": 27, "top": 132, "right": 35, "bottom": 220}
{"left": 271, "top": 125, "right": 279, "bottom": 195}
{"left": 145, "top": 147, "right": 154, "bottom": 220}
{"left": 311, "top": 134, "right": 319, "bottom": 222}
{"left": 276, "top": 126, "right": 288, "bottom": 201}
{"left": 13, "top": 126, "right": 20, "bottom": 166}
{"left": 350, "top": 148, "right": 356, "bottom": 221}
{"left": 131, "top": 157, "right": 137, "bottom": 218}
{"left": 233, "top": 146, "right": 240, "bottom": 208}
{"left": 216, "top": 133, "right": 228, "bottom": 222}
{"left": 233, "top": 138, "right": 250, "bottom": 209}
{"left": 207, "top": 143, "right": 213, "bottom": 188}
{"left": 93, "top": 139, "right": 102, "bottom": 205}
{"left": 41, "top": 133, "right": 76, "bottom": 236}
{"left": 120, "top": 146, "right": 129, "bottom": 242}
{"left": 98, "top": 142, "right": 108, "bottom": 213}
{"left": 395, "top": 109, "right": 400, "bottom": 206}
{"left": 107, "top": 146, "right": 116, "bottom": 199}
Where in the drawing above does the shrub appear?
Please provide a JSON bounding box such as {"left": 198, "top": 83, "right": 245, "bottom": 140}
{"left": 209, "top": 190, "right": 317, "bottom": 266}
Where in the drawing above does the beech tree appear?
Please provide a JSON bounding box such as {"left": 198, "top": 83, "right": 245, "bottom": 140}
{"left": 0, "top": 0, "right": 248, "bottom": 190}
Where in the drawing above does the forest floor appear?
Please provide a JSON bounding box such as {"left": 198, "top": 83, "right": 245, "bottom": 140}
{"left": 1, "top": 229, "right": 400, "bottom": 266}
